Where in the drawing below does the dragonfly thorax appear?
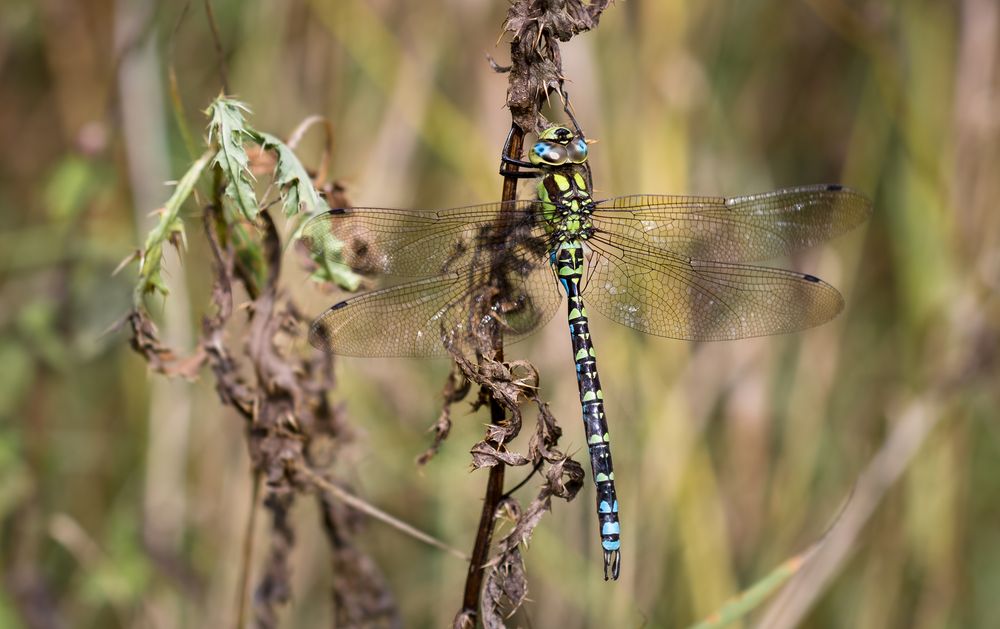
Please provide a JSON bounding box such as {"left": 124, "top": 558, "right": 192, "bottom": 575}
{"left": 538, "top": 164, "right": 595, "bottom": 236}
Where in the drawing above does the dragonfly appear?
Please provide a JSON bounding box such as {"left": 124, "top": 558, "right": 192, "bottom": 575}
{"left": 302, "top": 117, "right": 871, "bottom": 581}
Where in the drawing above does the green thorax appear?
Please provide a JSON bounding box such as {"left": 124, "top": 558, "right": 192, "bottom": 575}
{"left": 536, "top": 164, "right": 595, "bottom": 241}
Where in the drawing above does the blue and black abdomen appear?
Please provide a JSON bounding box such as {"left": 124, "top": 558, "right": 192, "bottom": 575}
{"left": 544, "top": 167, "right": 622, "bottom": 580}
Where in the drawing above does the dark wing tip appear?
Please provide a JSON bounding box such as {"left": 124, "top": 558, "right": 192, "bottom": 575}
{"left": 308, "top": 321, "right": 330, "bottom": 350}
{"left": 815, "top": 183, "right": 874, "bottom": 229}
{"left": 308, "top": 301, "right": 350, "bottom": 351}
{"left": 307, "top": 333, "right": 324, "bottom": 353}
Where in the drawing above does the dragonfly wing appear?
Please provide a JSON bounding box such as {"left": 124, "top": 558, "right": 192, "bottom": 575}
{"left": 490, "top": 261, "right": 564, "bottom": 347}
{"left": 582, "top": 234, "right": 844, "bottom": 341}
{"left": 591, "top": 185, "right": 871, "bottom": 263}
{"left": 301, "top": 200, "right": 545, "bottom": 279}
{"left": 309, "top": 260, "right": 562, "bottom": 357}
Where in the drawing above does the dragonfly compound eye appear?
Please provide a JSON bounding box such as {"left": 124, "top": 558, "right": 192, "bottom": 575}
{"left": 530, "top": 141, "right": 569, "bottom": 166}
{"left": 567, "top": 137, "right": 589, "bottom": 163}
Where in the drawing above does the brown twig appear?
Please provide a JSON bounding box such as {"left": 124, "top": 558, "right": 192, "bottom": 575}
{"left": 456, "top": 125, "right": 524, "bottom": 628}
{"left": 454, "top": 2, "right": 613, "bottom": 624}
{"left": 235, "top": 470, "right": 261, "bottom": 629}
{"left": 200, "top": 190, "right": 260, "bottom": 629}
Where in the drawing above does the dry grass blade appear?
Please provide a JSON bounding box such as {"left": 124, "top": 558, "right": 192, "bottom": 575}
{"left": 754, "top": 397, "right": 942, "bottom": 628}
{"left": 297, "top": 464, "right": 470, "bottom": 562}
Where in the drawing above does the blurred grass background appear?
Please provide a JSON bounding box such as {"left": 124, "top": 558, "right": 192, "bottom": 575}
{"left": 1, "top": 0, "right": 998, "bottom": 627}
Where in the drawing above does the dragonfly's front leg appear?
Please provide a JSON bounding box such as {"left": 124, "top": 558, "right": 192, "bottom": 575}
{"left": 499, "top": 124, "right": 545, "bottom": 179}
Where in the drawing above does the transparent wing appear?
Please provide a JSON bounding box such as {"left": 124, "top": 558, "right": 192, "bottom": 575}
{"left": 591, "top": 185, "right": 871, "bottom": 263}
{"left": 301, "top": 200, "right": 548, "bottom": 278}
{"left": 309, "top": 258, "right": 563, "bottom": 357}
{"left": 583, "top": 233, "right": 845, "bottom": 341}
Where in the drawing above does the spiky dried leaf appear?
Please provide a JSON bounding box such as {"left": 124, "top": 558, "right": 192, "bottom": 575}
{"left": 207, "top": 98, "right": 260, "bottom": 220}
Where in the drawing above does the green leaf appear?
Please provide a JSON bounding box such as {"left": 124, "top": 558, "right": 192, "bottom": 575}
{"left": 310, "top": 254, "right": 361, "bottom": 292}
{"left": 206, "top": 97, "right": 259, "bottom": 221}
{"left": 135, "top": 150, "right": 212, "bottom": 303}
{"left": 257, "top": 132, "right": 326, "bottom": 218}
{"left": 252, "top": 133, "right": 361, "bottom": 290}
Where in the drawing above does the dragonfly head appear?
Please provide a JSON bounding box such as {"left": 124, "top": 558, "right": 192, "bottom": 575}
{"left": 530, "top": 126, "right": 589, "bottom": 167}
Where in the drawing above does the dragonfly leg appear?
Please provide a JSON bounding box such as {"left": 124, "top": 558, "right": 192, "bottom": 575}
{"left": 558, "top": 90, "right": 595, "bottom": 190}
{"left": 498, "top": 165, "right": 542, "bottom": 179}
{"left": 499, "top": 123, "right": 544, "bottom": 178}
{"left": 561, "top": 89, "right": 586, "bottom": 141}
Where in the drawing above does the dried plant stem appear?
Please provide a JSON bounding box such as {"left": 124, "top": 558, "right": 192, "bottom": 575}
{"left": 462, "top": 436, "right": 507, "bottom": 618}
{"left": 129, "top": 95, "right": 400, "bottom": 625}
{"left": 453, "top": 3, "right": 613, "bottom": 619}
{"left": 234, "top": 470, "right": 261, "bottom": 629}
{"left": 457, "top": 124, "right": 525, "bottom": 625}
{"left": 460, "top": 402, "right": 508, "bottom": 616}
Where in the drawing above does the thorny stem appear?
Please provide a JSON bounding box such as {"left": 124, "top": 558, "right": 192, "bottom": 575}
{"left": 458, "top": 125, "right": 525, "bottom": 624}
{"left": 456, "top": 0, "right": 612, "bottom": 619}
{"left": 131, "top": 97, "right": 404, "bottom": 625}
{"left": 200, "top": 177, "right": 255, "bottom": 629}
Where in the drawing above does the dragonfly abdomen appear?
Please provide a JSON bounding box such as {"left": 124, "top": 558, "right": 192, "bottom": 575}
{"left": 555, "top": 239, "right": 622, "bottom": 581}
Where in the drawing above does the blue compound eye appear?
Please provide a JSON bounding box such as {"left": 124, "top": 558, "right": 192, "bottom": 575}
{"left": 530, "top": 141, "right": 568, "bottom": 166}
{"left": 567, "top": 137, "right": 589, "bottom": 163}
